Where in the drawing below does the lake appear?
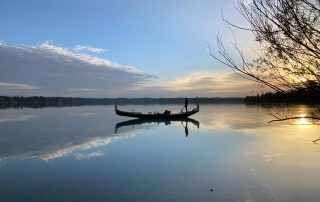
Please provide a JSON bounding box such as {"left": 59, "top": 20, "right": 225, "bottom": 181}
{"left": 0, "top": 104, "right": 319, "bottom": 202}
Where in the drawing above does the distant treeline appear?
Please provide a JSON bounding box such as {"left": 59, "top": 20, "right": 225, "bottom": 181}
{"left": 245, "top": 88, "right": 320, "bottom": 104}
{"left": 0, "top": 96, "right": 244, "bottom": 108}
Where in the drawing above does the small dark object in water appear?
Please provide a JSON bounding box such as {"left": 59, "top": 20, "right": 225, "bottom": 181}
{"left": 210, "top": 188, "right": 213, "bottom": 192}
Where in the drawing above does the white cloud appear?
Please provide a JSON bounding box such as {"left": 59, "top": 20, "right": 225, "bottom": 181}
{"left": 74, "top": 44, "right": 105, "bottom": 53}
{"left": 0, "top": 42, "right": 156, "bottom": 97}
{"left": 67, "top": 88, "right": 100, "bottom": 92}
{"left": 39, "top": 42, "right": 141, "bottom": 74}
{"left": 0, "top": 115, "right": 38, "bottom": 123}
{"left": 0, "top": 82, "right": 40, "bottom": 90}
{"left": 74, "top": 151, "right": 105, "bottom": 160}
{"left": 0, "top": 42, "right": 257, "bottom": 97}
{"left": 38, "top": 134, "right": 134, "bottom": 161}
{"left": 141, "top": 71, "right": 260, "bottom": 97}
{"left": 239, "top": 0, "right": 253, "bottom": 5}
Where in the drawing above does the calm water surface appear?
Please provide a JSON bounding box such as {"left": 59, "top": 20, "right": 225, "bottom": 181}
{"left": 0, "top": 104, "right": 319, "bottom": 202}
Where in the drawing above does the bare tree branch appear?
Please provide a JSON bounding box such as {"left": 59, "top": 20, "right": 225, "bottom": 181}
{"left": 211, "top": 0, "right": 320, "bottom": 124}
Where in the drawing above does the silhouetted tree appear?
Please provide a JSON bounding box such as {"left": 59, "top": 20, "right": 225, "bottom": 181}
{"left": 210, "top": 0, "right": 320, "bottom": 124}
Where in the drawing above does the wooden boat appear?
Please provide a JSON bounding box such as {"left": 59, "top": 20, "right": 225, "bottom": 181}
{"left": 115, "top": 105, "right": 199, "bottom": 119}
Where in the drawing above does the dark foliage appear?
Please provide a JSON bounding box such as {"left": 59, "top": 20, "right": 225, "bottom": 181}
{"left": 245, "top": 81, "right": 320, "bottom": 103}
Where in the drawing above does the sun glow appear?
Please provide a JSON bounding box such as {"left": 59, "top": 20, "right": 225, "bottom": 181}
{"left": 298, "top": 118, "right": 311, "bottom": 125}
{"left": 299, "top": 77, "right": 307, "bottom": 82}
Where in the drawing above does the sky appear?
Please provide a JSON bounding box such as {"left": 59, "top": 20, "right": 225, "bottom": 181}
{"left": 0, "top": 0, "right": 258, "bottom": 97}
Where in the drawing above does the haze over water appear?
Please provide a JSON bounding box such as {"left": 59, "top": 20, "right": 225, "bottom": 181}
{"left": 0, "top": 104, "right": 319, "bottom": 202}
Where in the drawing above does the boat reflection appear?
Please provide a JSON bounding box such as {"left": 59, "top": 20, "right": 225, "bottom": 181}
{"left": 115, "top": 118, "right": 200, "bottom": 137}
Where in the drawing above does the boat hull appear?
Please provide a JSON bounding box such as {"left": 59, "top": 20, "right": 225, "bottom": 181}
{"left": 115, "top": 107, "right": 199, "bottom": 119}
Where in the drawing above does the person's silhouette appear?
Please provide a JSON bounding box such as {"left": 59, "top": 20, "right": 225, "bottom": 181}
{"left": 185, "top": 98, "right": 188, "bottom": 112}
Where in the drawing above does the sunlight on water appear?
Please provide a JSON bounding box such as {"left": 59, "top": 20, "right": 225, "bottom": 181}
{"left": 298, "top": 117, "right": 311, "bottom": 125}
{"left": 299, "top": 76, "right": 307, "bottom": 82}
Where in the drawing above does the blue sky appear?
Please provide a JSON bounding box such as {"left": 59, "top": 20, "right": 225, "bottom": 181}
{"left": 0, "top": 0, "right": 256, "bottom": 97}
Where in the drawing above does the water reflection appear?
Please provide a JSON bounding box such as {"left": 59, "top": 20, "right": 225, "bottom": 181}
{"left": 0, "top": 107, "right": 136, "bottom": 162}
{"left": 263, "top": 104, "right": 320, "bottom": 125}
{"left": 0, "top": 105, "right": 320, "bottom": 202}
{"left": 115, "top": 118, "right": 200, "bottom": 137}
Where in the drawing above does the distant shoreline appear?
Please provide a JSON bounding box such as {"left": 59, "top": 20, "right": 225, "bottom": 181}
{"left": 2, "top": 94, "right": 317, "bottom": 109}
{"left": 0, "top": 96, "right": 244, "bottom": 108}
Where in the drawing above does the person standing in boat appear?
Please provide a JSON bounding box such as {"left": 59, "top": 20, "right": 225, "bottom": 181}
{"left": 184, "top": 98, "right": 188, "bottom": 112}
